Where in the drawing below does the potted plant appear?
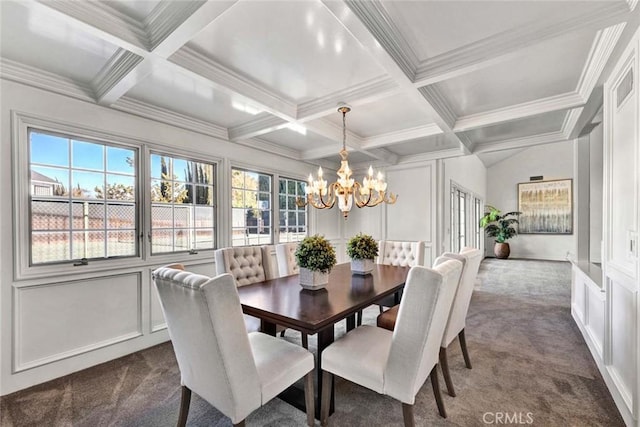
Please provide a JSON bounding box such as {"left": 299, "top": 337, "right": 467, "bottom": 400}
{"left": 295, "top": 234, "right": 337, "bottom": 290}
{"left": 479, "top": 205, "right": 521, "bottom": 259}
{"left": 346, "top": 233, "right": 378, "bottom": 275}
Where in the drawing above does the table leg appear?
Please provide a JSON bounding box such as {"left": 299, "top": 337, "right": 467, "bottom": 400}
{"left": 316, "top": 325, "right": 335, "bottom": 417}
{"left": 260, "top": 320, "right": 277, "bottom": 336}
{"left": 346, "top": 314, "right": 356, "bottom": 332}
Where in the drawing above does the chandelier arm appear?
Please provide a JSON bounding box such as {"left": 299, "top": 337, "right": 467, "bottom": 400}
{"left": 319, "top": 183, "right": 338, "bottom": 208}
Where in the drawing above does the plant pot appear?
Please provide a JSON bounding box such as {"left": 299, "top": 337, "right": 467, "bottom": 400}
{"left": 351, "top": 258, "right": 374, "bottom": 275}
{"left": 299, "top": 267, "right": 329, "bottom": 290}
{"left": 494, "top": 242, "right": 511, "bottom": 259}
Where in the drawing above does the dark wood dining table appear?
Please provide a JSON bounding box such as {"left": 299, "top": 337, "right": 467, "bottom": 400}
{"left": 236, "top": 262, "right": 411, "bottom": 418}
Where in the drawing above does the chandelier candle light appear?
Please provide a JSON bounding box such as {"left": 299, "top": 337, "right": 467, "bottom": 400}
{"left": 297, "top": 105, "right": 397, "bottom": 218}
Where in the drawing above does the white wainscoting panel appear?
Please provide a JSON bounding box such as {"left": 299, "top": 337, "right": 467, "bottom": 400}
{"left": 149, "top": 261, "right": 217, "bottom": 333}
{"left": 586, "top": 282, "right": 605, "bottom": 358}
{"left": 572, "top": 268, "right": 586, "bottom": 323}
{"left": 608, "top": 275, "right": 637, "bottom": 411}
{"left": 14, "top": 273, "right": 142, "bottom": 372}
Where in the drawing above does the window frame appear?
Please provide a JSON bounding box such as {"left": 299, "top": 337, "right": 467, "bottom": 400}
{"left": 230, "top": 166, "right": 274, "bottom": 247}
{"left": 148, "top": 150, "right": 218, "bottom": 256}
{"left": 277, "top": 175, "right": 308, "bottom": 243}
{"left": 13, "top": 113, "right": 147, "bottom": 280}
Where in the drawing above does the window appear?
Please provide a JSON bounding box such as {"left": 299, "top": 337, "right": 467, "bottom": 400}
{"left": 450, "top": 184, "right": 467, "bottom": 253}
{"left": 29, "top": 129, "right": 137, "bottom": 264}
{"left": 150, "top": 154, "right": 216, "bottom": 254}
{"left": 473, "top": 197, "right": 483, "bottom": 249}
{"left": 278, "top": 177, "right": 307, "bottom": 242}
{"left": 231, "top": 168, "right": 272, "bottom": 246}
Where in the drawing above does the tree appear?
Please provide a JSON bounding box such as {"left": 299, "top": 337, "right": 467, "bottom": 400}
{"left": 184, "top": 162, "right": 212, "bottom": 205}
{"left": 94, "top": 183, "right": 135, "bottom": 200}
{"left": 151, "top": 156, "right": 187, "bottom": 203}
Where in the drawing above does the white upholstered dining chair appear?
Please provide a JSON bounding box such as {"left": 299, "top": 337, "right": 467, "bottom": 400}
{"left": 275, "top": 242, "right": 299, "bottom": 277}
{"left": 320, "top": 258, "right": 463, "bottom": 426}
{"left": 373, "top": 240, "right": 426, "bottom": 314}
{"left": 437, "top": 247, "right": 482, "bottom": 397}
{"left": 153, "top": 265, "right": 315, "bottom": 427}
{"left": 376, "top": 247, "right": 483, "bottom": 398}
{"left": 215, "top": 245, "right": 308, "bottom": 348}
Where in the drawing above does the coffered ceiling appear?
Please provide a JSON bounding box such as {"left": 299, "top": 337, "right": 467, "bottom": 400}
{"left": 1, "top": 0, "right": 638, "bottom": 169}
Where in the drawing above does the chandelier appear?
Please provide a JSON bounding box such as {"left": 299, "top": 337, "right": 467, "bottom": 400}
{"left": 297, "top": 105, "right": 397, "bottom": 218}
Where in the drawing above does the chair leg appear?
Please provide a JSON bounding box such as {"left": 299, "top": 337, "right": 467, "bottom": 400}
{"left": 402, "top": 403, "right": 415, "bottom": 427}
{"left": 233, "top": 421, "right": 245, "bottom": 427}
{"left": 459, "top": 329, "right": 472, "bottom": 369}
{"left": 439, "top": 347, "right": 456, "bottom": 397}
{"left": 320, "top": 371, "right": 333, "bottom": 426}
{"left": 430, "top": 365, "right": 447, "bottom": 418}
{"left": 177, "top": 386, "right": 191, "bottom": 427}
{"left": 280, "top": 330, "right": 286, "bottom": 337}
{"left": 301, "top": 333, "right": 308, "bottom": 349}
{"left": 357, "top": 310, "right": 363, "bottom": 326}
{"left": 379, "top": 305, "right": 384, "bottom": 314}
{"left": 304, "top": 372, "right": 315, "bottom": 427}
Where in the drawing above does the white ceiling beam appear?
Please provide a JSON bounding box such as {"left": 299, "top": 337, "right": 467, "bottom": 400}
{"left": 453, "top": 92, "right": 584, "bottom": 133}
{"left": 228, "top": 115, "right": 289, "bottom": 141}
{"left": 361, "top": 124, "right": 442, "bottom": 149}
{"left": 473, "top": 131, "right": 567, "bottom": 154}
{"left": 32, "top": 0, "right": 150, "bottom": 55}
{"left": 397, "top": 147, "right": 465, "bottom": 164}
{"left": 170, "top": 47, "right": 297, "bottom": 120}
{"left": 323, "top": 0, "right": 469, "bottom": 154}
{"left": 413, "top": 2, "right": 633, "bottom": 87}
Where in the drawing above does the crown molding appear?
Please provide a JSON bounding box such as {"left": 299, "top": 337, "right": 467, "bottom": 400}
{"left": 239, "top": 137, "right": 302, "bottom": 161}
{"left": 343, "top": 0, "right": 419, "bottom": 81}
{"left": 0, "top": 59, "right": 95, "bottom": 102}
{"left": 413, "top": 1, "right": 631, "bottom": 86}
{"left": 473, "top": 131, "right": 567, "bottom": 154}
{"left": 146, "top": 1, "right": 205, "bottom": 51}
{"left": 576, "top": 23, "right": 627, "bottom": 100}
{"left": 397, "top": 147, "right": 464, "bottom": 164}
{"left": 114, "top": 97, "right": 228, "bottom": 141}
{"left": 91, "top": 49, "right": 144, "bottom": 104}
{"left": 297, "top": 76, "right": 399, "bottom": 121}
{"left": 34, "top": 0, "right": 149, "bottom": 54}
{"left": 561, "top": 108, "right": 584, "bottom": 139}
{"left": 362, "top": 124, "right": 442, "bottom": 149}
{"left": 170, "top": 47, "right": 297, "bottom": 120}
{"left": 146, "top": 1, "right": 238, "bottom": 57}
{"left": 453, "top": 92, "right": 584, "bottom": 132}
{"left": 228, "top": 115, "right": 288, "bottom": 141}
{"left": 417, "top": 86, "right": 457, "bottom": 129}
{"left": 363, "top": 147, "right": 399, "bottom": 165}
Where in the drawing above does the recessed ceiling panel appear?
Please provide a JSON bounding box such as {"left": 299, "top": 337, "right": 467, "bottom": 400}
{"left": 125, "top": 65, "right": 259, "bottom": 128}
{"left": 185, "top": 0, "right": 386, "bottom": 103}
{"left": 436, "top": 28, "right": 596, "bottom": 117}
{"left": 261, "top": 127, "right": 338, "bottom": 151}
{"left": 103, "top": 0, "right": 161, "bottom": 22}
{"left": 320, "top": 92, "right": 433, "bottom": 138}
{"left": 460, "top": 110, "right": 567, "bottom": 144}
{"left": 386, "top": 135, "right": 459, "bottom": 157}
{"left": 382, "top": 1, "right": 610, "bottom": 60}
{"left": 0, "top": 1, "right": 119, "bottom": 83}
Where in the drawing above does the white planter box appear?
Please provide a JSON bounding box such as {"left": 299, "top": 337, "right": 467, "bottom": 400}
{"left": 351, "top": 258, "right": 374, "bottom": 275}
{"left": 299, "top": 267, "right": 329, "bottom": 290}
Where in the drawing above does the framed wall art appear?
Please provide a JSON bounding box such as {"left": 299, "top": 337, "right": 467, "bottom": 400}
{"left": 517, "top": 179, "right": 573, "bottom": 234}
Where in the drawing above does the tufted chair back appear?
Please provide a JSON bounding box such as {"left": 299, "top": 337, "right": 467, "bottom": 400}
{"left": 215, "top": 246, "right": 275, "bottom": 286}
{"left": 275, "top": 242, "right": 299, "bottom": 277}
{"left": 378, "top": 241, "right": 426, "bottom": 267}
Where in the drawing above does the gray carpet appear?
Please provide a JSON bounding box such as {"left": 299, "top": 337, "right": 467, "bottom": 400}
{"left": 1, "top": 259, "right": 624, "bottom": 426}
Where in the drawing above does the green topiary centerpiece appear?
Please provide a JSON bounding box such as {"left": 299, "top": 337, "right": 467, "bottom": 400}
{"left": 295, "top": 234, "right": 337, "bottom": 289}
{"left": 346, "top": 233, "right": 378, "bottom": 275}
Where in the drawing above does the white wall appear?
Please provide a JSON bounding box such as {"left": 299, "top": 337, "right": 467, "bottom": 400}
{"left": 486, "top": 140, "right": 576, "bottom": 260}
{"left": 442, "top": 154, "right": 487, "bottom": 254}
{"left": 0, "top": 80, "right": 318, "bottom": 395}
